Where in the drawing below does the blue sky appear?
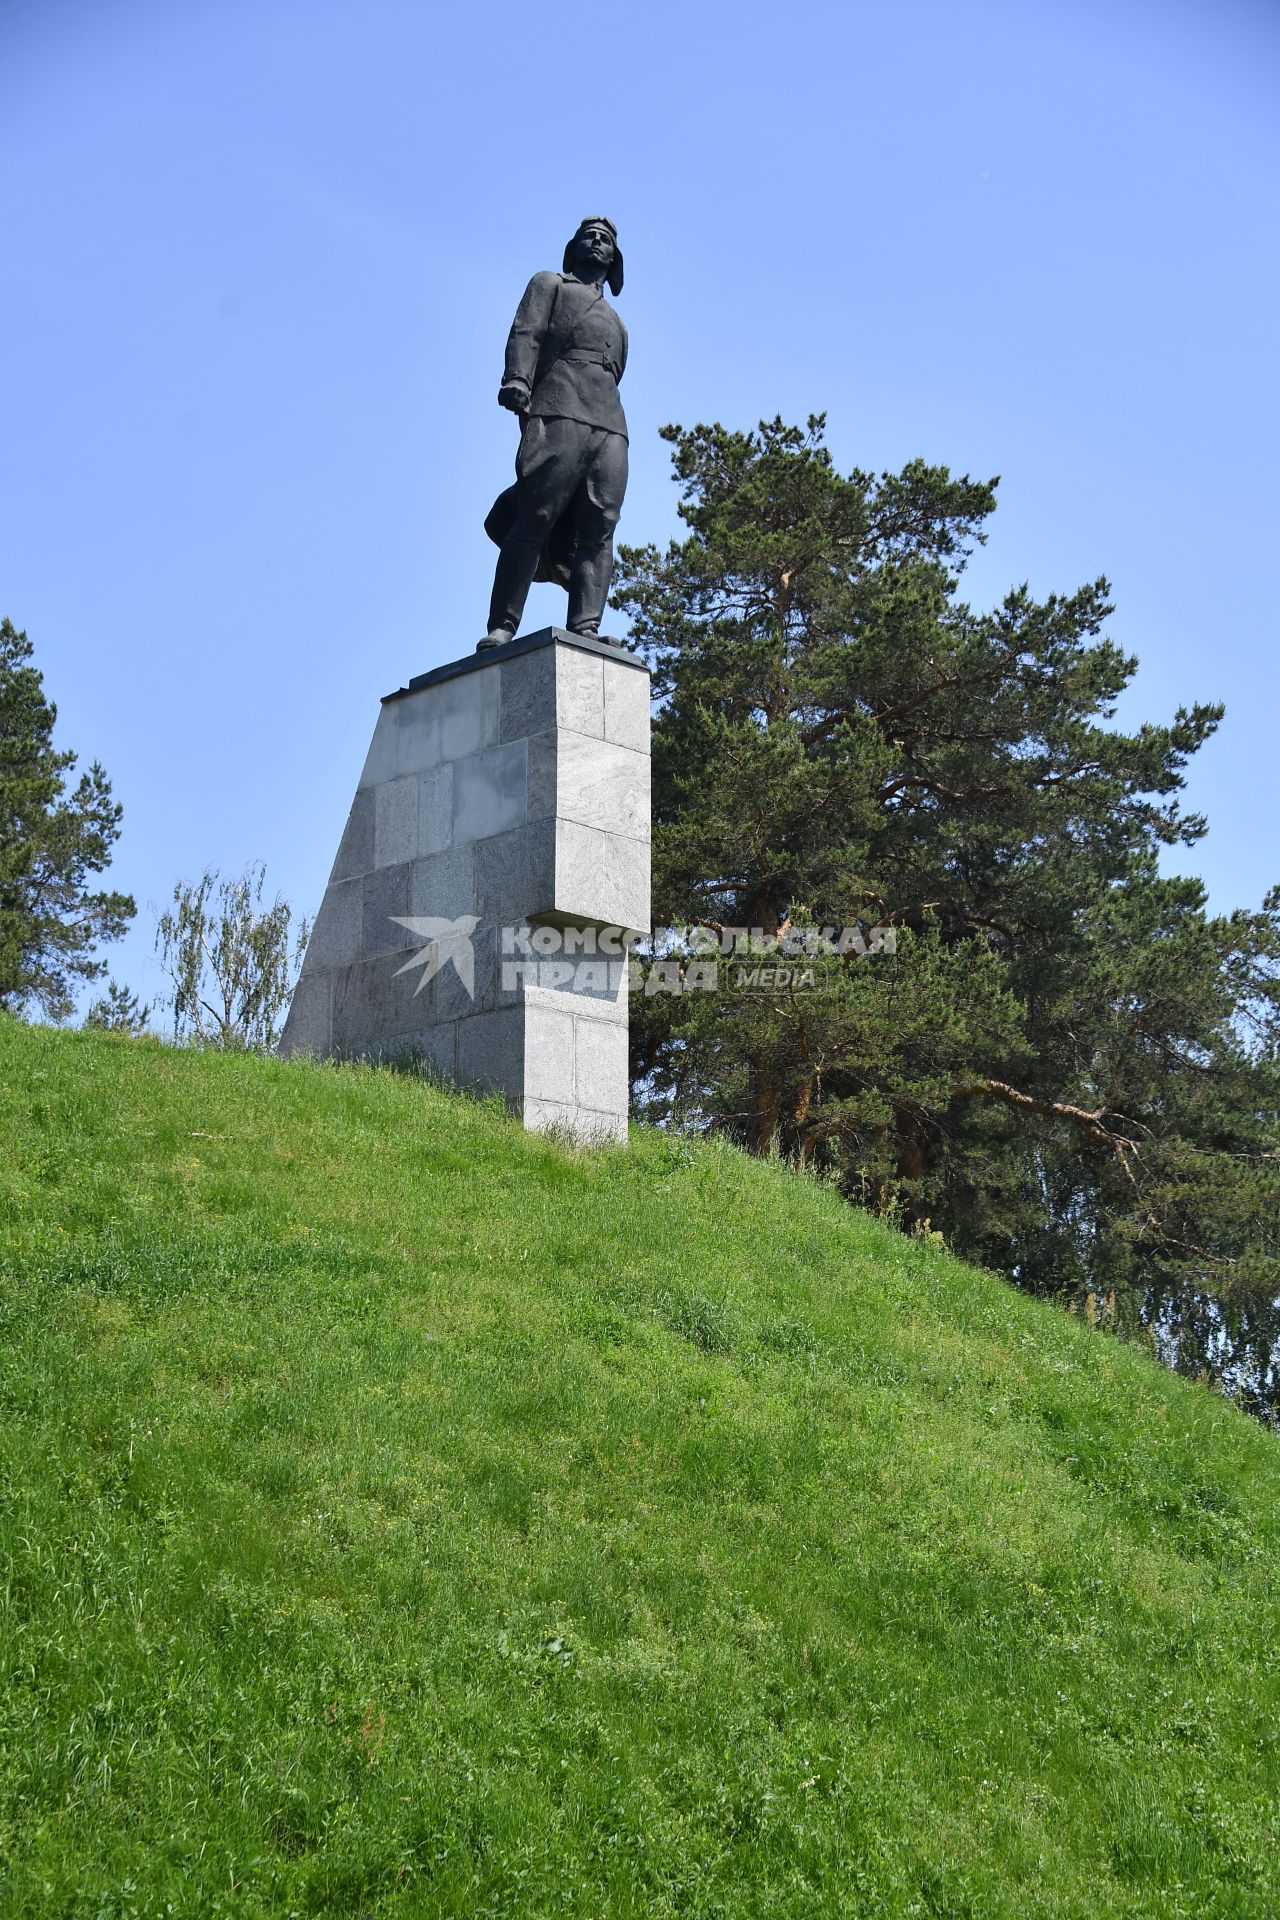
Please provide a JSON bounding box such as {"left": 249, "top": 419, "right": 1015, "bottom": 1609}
{"left": 3, "top": 0, "right": 1277, "bottom": 1015}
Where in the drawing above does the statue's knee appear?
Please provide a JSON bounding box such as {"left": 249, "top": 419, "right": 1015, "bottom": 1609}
{"left": 581, "top": 501, "right": 621, "bottom": 541}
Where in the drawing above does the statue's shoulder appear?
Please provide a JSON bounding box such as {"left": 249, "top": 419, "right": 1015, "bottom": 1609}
{"left": 512, "top": 270, "right": 564, "bottom": 318}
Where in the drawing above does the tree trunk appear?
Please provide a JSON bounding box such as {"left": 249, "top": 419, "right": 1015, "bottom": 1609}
{"left": 747, "top": 1054, "right": 783, "bottom": 1155}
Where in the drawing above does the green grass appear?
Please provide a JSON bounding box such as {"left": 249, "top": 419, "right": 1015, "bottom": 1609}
{"left": 1, "top": 1019, "right": 1278, "bottom": 1918}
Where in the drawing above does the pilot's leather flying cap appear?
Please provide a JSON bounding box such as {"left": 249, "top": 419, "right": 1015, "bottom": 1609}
{"left": 562, "top": 216, "right": 624, "bottom": 295}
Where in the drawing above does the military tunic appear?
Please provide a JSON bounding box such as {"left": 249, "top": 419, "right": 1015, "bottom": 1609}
{"left": 485, "top": 271, "right": 630, "bottom": 641}
{"left": 502, "top": 271, "right": 628, "bottom": 437}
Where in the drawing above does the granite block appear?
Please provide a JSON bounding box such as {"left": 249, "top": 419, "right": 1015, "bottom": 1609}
{"left": 358, "top": 705, "right": 400, "bottom": 788}
{"left": 603, "top": 658, "right": 652, "bottom": 753}
{"left": 476, "top": 820, "right": 556, "bottom": 925}
{"left": 305, "top": 876, "right": 362, "bottom": 971}
{"left": 456, "top": 1005, "right": 523, "bottom": 1100}
{"left": 409, "top": 842, "right": 477, "bottom": 921}
{"left": 499, "top": 647, "right": 556, "bottom": 743}
{"left": 360, "top": 861, "right": 412, "bottom": 954}
{"left": 523, "top": 1000, "right": 576, "bottom": 1105}
{"left": 556, "top": 648, "right": 604, "bottom": 737}
{"left": 330, "top": 788, "right": 375, "bottom": 882}
{"left": 332, "top": 949, "right": 434, "bottom": 1053}
{"left": 554, "top": 820, "right": 650, "bottom": 936}
{"left": 279, "top": 970, "right": 333, "bottom": 1057}
{"left": 555, "top": 731, "right": 649, "bottom": 841}
{"left": 452, "top": 740, "right": 527, "bottom": 845}
{"left": 374, "top": 777, "right": 419, "bottom": 869}
{"left": 525, "top": 729, "right": 557, "bottom": 822}
{"left": 418, "top": 764, "right": 453, "bottom": 855}
{"left": 388, "top": 1022, "right": 457, "bottom": 1080}
{"left": 574, "top": 1014, "right": 629, "bottom": 1115}
{"left": 436, "top": 921, "right": 497, "bottom": 1021}
{"left": 396, "top": 667, "right": 500, "bottom": 773}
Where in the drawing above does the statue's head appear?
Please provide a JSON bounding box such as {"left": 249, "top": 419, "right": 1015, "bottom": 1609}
{"left": 563, "top": 216, "right": 623, "bottom": 295}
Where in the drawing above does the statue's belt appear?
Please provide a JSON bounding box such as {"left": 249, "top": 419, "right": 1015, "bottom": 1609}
{"left": 556, "top": 349, "right": 622, "bottom": 379}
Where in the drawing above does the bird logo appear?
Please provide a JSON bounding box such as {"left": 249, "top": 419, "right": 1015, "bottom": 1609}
{"left": 389, "top": 916, "right": 481, "bottom": 998}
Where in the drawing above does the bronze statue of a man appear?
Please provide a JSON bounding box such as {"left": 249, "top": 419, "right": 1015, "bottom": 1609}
{"left": 479, "top": 217, "right": 629, "bottom": 651}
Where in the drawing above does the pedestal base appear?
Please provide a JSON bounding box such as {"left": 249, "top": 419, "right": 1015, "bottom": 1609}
{"left": 279, "top": 629, "right": 651, "bottom": 1143}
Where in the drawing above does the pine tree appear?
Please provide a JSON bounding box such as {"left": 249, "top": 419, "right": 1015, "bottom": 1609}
{"left": 616, "top": 419, "right": 1280, "bottom": 1404}
{"left": 0, "top": 618, "right": 134, "bottom": 1019}
{"left": 84, "top": 979, "right": 151, "bottom": 1034}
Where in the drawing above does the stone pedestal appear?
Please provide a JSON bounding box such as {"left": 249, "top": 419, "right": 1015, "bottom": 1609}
{"left": 279, "top": 629, "right": 650, "bottom": 1142}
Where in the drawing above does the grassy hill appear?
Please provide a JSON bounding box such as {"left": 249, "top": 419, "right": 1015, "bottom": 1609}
{"left": 1, "top": 1018, "right": 1278, "bottom": 1918}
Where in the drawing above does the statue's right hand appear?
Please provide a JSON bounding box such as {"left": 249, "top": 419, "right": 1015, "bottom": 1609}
{"left": 498, "top": 381, "right": 530, "bottom": 415}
